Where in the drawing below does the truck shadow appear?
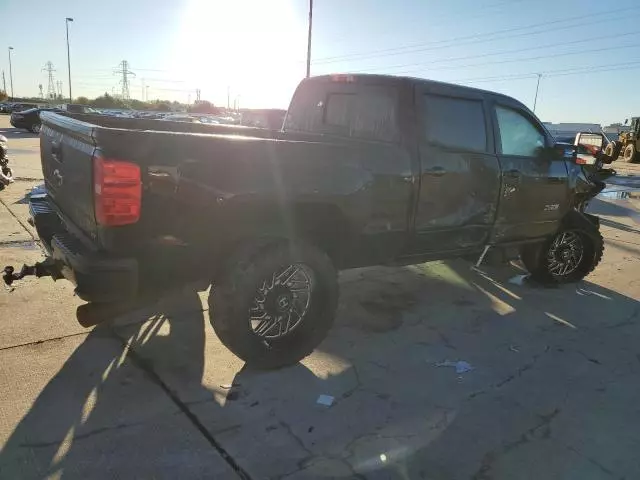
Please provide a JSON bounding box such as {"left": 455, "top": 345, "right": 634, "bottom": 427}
{"left": 1, "top": 259, "right": 639, "bottom": 479}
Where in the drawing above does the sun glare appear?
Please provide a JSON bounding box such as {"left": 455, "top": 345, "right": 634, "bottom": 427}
{"left": 172, "top": 0, "right": 306, "bottom": 108}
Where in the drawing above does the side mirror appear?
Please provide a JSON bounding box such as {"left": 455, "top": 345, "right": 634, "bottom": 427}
{"left": 574, "top": 132, "right": 606, "bottom": 165}
{"left": 575, "top": 132, "right": 605, "bottom": 150}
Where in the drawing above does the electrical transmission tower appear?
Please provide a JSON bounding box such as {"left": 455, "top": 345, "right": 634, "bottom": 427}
{"left": 114, "top": 60, "right": 135, "bottom": 101}
{"left": 56, "top": 81, "right": 63, "bottom": 98}
{"left": 42, "top": 61, "right": 57, "bottom": 100}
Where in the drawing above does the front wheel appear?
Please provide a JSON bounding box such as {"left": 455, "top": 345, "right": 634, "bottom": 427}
{"left": 209, "top": 240, "right": 339, "bottom": 369}
{"left": 30, "top": 123, "right": 41, "bottom": 134}
{"left": 622, "top": 143, "right": 636, "bottom": 163}
{"left": 521, "top": 228, "right": 604, "bottom": 284}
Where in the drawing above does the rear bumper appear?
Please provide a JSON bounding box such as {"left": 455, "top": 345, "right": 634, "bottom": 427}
{"left": 30, "top": 195, "right": 138, "bottom": 302}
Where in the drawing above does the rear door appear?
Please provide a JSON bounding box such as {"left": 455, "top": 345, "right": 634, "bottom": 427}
{"left": 40, "top": 112, "right": 99, "bottom": 240}
{"left": 491, "top": 102, "right": 570, "bottom": 241}
{"left": 285, "top": 77, "right": 415, "bottom": 263}
{"left": 410, "top": 85, "right": 501, "bottom": 252}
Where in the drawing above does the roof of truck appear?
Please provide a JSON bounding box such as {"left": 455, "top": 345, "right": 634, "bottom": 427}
{"left": 308, "top": 73, "right": 527, "bottom": 109}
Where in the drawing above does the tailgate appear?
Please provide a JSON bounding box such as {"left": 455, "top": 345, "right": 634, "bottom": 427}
{"left": 40, "top": 112, "right": 98, "bottom": 240}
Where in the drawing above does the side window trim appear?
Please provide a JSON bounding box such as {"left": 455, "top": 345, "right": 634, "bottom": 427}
{"left": 492, "top": 102, "right": 549, "bottom": 157}
{"left": 421, "top": 92, "right": 491, "bottom": 153}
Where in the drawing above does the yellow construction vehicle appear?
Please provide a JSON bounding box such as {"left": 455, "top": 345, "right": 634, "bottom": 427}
{"left": 605, "top": 117, "right": 639, "bottom": 163}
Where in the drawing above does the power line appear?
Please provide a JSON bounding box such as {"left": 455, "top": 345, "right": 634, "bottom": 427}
{"left": 373, "top": 40, "right": 640, "bottom": 76}
{"left": 114, "top": 60, "right": 135, "bottom": 101}
{"left": 42, "top": 61, "right": 57, "bottom": 100}
{"left": 450, "top": 59, "right": 640, "bottom": 85}
{"left": 310, "top": 5, "right": 640, "bottom": 66}
{"left": 350, "top": 30, "right": 640, "bottom": 73}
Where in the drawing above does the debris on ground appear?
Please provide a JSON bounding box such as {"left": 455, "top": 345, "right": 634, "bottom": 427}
{"left": 316, "top": 394, "right": 335, "bottom": 407}
{"left": 508, "top": 274, "right": 530, "bottom": 286}
{"left": 436, "top": 360, "right": 474, "bottom": 374}
{"left": 509, "top": 345, "right": 520, "bottom": 353}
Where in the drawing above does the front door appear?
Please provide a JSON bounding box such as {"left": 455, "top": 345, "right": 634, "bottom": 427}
{"left": 410, "top": 87, "right": 501, "bottom": 252}
{"left": 491, "top": 102, "right": 570, "bottom": 242}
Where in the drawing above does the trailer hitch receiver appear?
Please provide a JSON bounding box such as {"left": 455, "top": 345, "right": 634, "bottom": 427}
{"left": 3, "top": 258, "right": 60, "bottom": 287}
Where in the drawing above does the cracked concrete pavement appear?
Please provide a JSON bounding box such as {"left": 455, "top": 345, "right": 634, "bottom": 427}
{"left": 1, "top": 116, "right": 640, "bottom": 479}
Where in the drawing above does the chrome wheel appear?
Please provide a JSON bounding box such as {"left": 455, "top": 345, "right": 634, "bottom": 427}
{"left": 249, "top": 264, "right": 314, "bottom": 339}
{"left": 32, "top": 123, "right": 41, "bottom": 134}
{"left": 547, "top": 231, "right": 584, "bottom": 278}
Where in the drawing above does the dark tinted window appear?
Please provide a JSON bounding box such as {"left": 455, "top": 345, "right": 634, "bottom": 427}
{"left": 324, "top": 88, "right": 398, "bottom": 141}
{"left": 423, "top": 95, "right": 487, "bottom": 152}
{"left": 285, "top": 82, "right": 398, "bottom": 142}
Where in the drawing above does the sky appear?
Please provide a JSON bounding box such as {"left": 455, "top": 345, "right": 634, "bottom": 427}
{"left": 1, "top": 0, "right": 639, "bottom": 124}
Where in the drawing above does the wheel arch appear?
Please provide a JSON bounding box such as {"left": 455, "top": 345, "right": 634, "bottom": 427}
{"left": 218, "top": 200, "right": 356, "bottom": 266}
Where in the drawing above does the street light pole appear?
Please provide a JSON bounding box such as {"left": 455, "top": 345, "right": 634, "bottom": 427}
{"left": 66, "top": 17, "right": 74, "bottom": 102}
{"left": 533, "top": 73, "right": 542, "bottom": 113}
{"left": 8, "top": 47, "right": 14, "bottom": 101}
{"left": 306, "top": 0, "right": 313, "bottom": 78}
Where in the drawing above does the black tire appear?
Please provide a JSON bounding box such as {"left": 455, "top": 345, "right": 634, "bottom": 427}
{"left": 622, "top": 143, "right": 636, "bottom": 163}
{"left": 604, "top": 141, "right": 621, "bottom": 160}
{"left": 521, "top": 227, "right": 604, "bottom": 284}
{"left": 209, "top": 240, "right": 339, "bottom": 369}
{"left": 30, "top": 123, "right": 41, "bottom": 134}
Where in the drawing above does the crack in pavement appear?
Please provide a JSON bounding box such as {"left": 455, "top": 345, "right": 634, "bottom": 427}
{"left": 107, "top": 329, "right": 252, "bottom": 480}
{"left": 472, "top": 408, "right": 561, "bottom": 480}
{"left": 19, "top": 419, "right": 149, "bottom": 449}
{"left": 0, "top": 331, "right": 90, "bottom": 352}
{"left": 0, "top": 195, "right": 36, "bottom": 242}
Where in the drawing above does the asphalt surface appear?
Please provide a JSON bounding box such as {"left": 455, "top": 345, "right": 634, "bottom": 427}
{"left": 1, "top": 116, "right": 640, "bottom": 479}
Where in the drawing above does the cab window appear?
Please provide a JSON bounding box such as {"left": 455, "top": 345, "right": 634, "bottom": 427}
{"left": 423, "top": 94, "right": 487, "bottom": 152}
{"left": 495, "top": 106, "right": 546, "bottom": 157}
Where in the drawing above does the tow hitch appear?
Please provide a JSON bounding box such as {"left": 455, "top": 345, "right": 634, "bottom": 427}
{"left": 2, "top": 258, "right": 61, "bottom": 287}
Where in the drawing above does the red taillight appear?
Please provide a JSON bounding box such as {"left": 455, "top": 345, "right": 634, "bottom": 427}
{"left": 93, "top": 155, "right": 141, "bottom": 226}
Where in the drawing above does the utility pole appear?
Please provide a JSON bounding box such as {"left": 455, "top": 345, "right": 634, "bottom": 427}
{"left": 196, "top": 88, "right": 201, "bottom": 102}
{"left": 8, "top": 47, "right": 14, "bottom": 100}
{"left": 39, "top": 84, "right": 44, "bottom": 100}
{"left": 2, "top": 71, "right": 6, "bottom": 95}
{"left": 227, "top": 86, "right": 230, "bottom": 110}
{"left": 141, "top": 78, "right": 145, "bottom": 101}
{"left": 306, "top": 0, "right": 313, "bottom": 78}
{"left": 66, "top": 17, "right": 74, "bottom": 102}
{"left": 533, "top": 73, "right": 542, "bottom": 113}
{"left": 56, "top": 80, "right": 63, "bottom": 99}
{"left": 43, "top": 61, "right": 57, "bottom": 101}
{"left": 114, "top": 60, "right": 135, "bottom": 101}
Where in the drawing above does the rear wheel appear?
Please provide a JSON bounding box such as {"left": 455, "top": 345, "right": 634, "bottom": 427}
{"left": 622, "top": 143, "right": 636, "bottom": 163}
{"left": 521, "top": 228, "right": 603, "bottom": 284}
{"left": 209, "top": 240, "right": 339, "bottom": 369}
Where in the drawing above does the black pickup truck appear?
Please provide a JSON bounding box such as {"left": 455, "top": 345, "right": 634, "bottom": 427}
{"left": 7, "top": 74, "right": 604, "bottom": 368}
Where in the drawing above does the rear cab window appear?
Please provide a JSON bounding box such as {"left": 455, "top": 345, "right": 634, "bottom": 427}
{"left": 285, "top": 78, "right": 399, "bottom": 143}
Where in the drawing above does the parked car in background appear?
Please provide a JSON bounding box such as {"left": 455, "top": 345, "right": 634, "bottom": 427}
{"left": 0, "top": 103, "right": 14, "bottom": 114}
{"left": 162, "top": 114, "right": 200, "bottom": 123}
{"left": 9, "top": 103, "right": 39, "bottom": 113}
{"left": 63, "top": 104, "right": 99, "bottom": 114}
{"left": 10, "top": 107, "right": 62, "bottom": 133}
